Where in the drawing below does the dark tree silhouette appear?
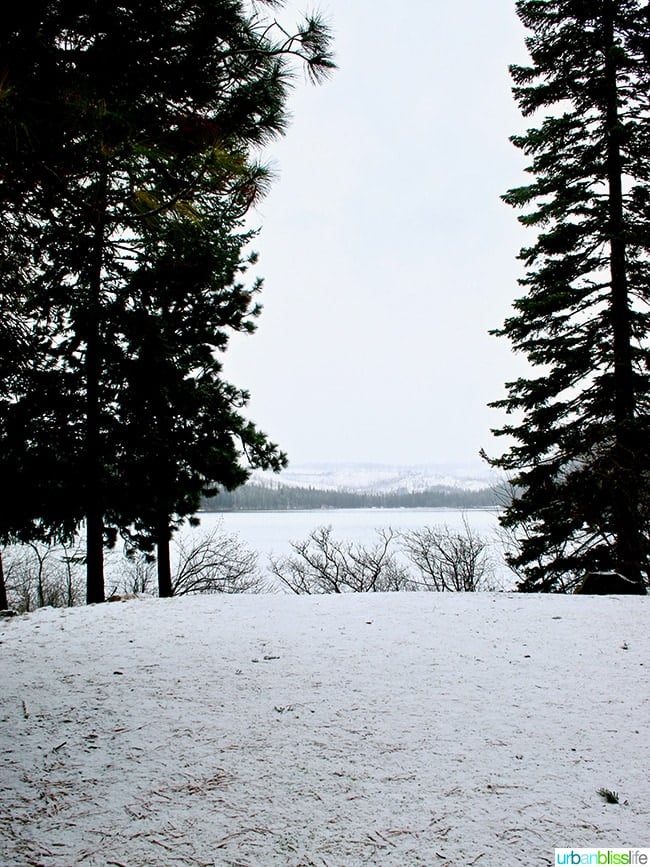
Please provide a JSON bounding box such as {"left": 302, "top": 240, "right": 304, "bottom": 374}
{"left": 486, "top": 0, "right": 650, "bottom": 592}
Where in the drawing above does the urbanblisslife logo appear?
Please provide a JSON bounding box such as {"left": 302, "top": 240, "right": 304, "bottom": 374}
{"left": 555, "top": 851, "right": 650, "bottom": 865}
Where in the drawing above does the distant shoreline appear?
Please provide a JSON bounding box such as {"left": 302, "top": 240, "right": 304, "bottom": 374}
{"left": 202, "top": 482, "right": 504, "bottom": 512}
{"left": 200, "top": 505, "right": 503, "bottom": 514}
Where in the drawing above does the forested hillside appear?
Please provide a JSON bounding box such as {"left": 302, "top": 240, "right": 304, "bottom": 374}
{"left": 203, "top": 482, "right": 501, "bottom": 511}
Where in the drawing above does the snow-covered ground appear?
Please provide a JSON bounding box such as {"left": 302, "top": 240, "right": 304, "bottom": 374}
{"left": 1, "top": 593, "right": 647, "bottom": 866}
{"left": 251, "top": 461, "right": 498, "bottom": 493}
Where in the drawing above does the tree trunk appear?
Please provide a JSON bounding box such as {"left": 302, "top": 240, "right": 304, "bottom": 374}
{"left": 85, "top": 168, "right": 107, "bottom": 605}
{"left": 157, "top": 518, "right": 174, "bottom": 598}
{"left": 602, "top": 1, "right": 645, "bottom": 590}
{"left": 86, "top": 508, "right": 105, "bottom": 604}
{"left": 0, "top": 549, "right": 8, "bottom": 610}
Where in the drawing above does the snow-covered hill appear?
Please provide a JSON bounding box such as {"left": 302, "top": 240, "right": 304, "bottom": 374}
{"left": 252, "top": 461, "right": 499, "bottom": 493}
{"left": 1, "top": 593, "right": 648, "bottom": 865}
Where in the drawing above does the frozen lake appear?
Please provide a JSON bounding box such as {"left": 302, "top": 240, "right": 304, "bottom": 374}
{"left": 195, "top": 507, "right": 498, "bottom": 554}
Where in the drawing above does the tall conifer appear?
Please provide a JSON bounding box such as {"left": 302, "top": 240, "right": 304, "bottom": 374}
{"left": 487, "top": 0, "right": 650, "bottom": 592}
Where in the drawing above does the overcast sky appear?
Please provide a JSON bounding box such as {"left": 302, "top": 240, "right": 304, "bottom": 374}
{"left": 224, "top": 0, "right": 533, "bottom": 469}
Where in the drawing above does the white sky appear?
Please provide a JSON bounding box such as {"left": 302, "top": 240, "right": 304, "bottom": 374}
{"left": 224, "top": 0, "right": 533, "bottom": 468}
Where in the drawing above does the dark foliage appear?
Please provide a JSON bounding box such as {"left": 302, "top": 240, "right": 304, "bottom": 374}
{"left": 0, "top": 2, "right": 334, "bottom": 601}
{"left": 485, "top": 0, "right": 650, "bottom": 593}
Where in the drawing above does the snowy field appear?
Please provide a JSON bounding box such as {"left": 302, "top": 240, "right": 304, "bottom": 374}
{"left": 0, "top": 592, "right": 648, "bottom": 866}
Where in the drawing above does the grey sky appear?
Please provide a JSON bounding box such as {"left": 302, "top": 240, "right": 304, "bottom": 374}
{"left": 224, "top": 1, "right": 532, "bottom": 468}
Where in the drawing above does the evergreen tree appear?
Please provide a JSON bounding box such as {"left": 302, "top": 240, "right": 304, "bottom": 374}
{"left": 113, "top": 211, "right": 287, "bottom": 596}
{"left": 486, "top": 0, "right": 650, "bottom": 592}
{"left": 0, "top": 2, "right": 333, "bottom": 602}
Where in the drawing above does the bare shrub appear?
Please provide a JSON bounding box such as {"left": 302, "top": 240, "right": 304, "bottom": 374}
{"left": 269, "top": 526, "right": 415, "bottom": 594}
{"left": 2, "top": 540, "right": 85, "bottom": 612}
{"left": 400, "top": 516, "right": 495, "bottom": 591}
{"left": 121, "top": 527, "right": 266, "bottom": 597}
{"left": 171, "top": 529, "right": 266, "bottom": 595}
{"left": 119, "top": 553, "right": 157, "bottom": 596}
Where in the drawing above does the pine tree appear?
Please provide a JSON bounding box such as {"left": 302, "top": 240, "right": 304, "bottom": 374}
{"left": 0, "top": 2, "right": 333, "bottom": 602}
{"left": 113, "top": 210, "right": 287, "bottom": 597}
{"left": 486, "top": 0, "right": 650, "bottom": 593}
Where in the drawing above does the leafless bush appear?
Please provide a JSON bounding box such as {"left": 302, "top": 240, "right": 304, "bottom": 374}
{"left": 269, "top": 526, "right": 415, "bottom": 594}
{"left": 171, "top": 529, "right": 266, "bottom": 595}
{"left": 121, "top": 527, "right": 267, "bottom": 596}
{"left": 400, "top": 517, "right": 496, "bottom": 591}
{"left": 119, "top": 553, "right": 157, "bottom": 596}
{"left": 2, "top": 540, "right": 85, "bottom": 612}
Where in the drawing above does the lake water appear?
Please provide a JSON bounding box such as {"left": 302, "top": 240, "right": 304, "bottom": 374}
{"left": 189, "top": 508, "right": 514, "bottom": 589}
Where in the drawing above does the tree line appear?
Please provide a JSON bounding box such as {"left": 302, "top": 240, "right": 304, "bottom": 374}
{"left": 0, "top": 1, "right": 334, "bottom": 608}
{"left": 203, "top": 482, "right": 502, "bottom": 511}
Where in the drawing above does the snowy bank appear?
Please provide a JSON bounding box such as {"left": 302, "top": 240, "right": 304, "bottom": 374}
{"left": 0, "top": 593, "right": 648, "bottom": 865}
